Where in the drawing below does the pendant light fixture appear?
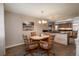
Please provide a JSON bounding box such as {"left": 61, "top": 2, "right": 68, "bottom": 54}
{"left": 38, "top": 10, "right": 47, "bottom": 24}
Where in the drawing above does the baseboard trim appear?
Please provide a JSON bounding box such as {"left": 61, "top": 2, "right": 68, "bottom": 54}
{"left": 6, "top": 43, "right": 24, "bottom": 49}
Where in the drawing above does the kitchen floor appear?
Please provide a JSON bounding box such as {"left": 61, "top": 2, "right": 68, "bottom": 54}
{"left": 5, "top": 40, "right": 76, "bottom": 56}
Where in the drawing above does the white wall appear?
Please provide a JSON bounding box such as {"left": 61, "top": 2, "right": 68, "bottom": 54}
{"left": 73, "top": 17, "right": 79, "bottom": 56}
{"left": 0, "top": 4, "right": 5, "bottom": 55}
{"left": 5, "top": 11, "right": 46, "bottom": 48}
{"left": 74, "top": 24, "right": 79, "bottom": 56}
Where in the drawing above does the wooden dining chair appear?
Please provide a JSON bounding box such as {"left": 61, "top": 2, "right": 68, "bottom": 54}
{"left": 30, "top": 31, "right": 39, "bottom": 43}
{"left": 39, "top": 33, "right": 55, "bottom": 56}
{"left": 23, "top": 35, "right": 38, "bottom": 56}
{"left": 31, "top": 32, "right": 37, "bottom": 36}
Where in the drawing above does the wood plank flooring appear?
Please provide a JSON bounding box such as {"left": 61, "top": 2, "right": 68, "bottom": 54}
{"left": 5, "top": 41, "right": 76, "bottom": 56}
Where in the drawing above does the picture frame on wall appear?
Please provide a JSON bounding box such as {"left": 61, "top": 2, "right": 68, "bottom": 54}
{"left": 23, "top": 21, "right": 34, "bottom": 31}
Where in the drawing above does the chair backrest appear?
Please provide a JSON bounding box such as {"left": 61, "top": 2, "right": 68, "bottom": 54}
{"left": 31, "top": 32, "right": 37, "bottom": 36}
{"left": 48, "top": 35, "right": 55, "bottom": 47}
{"left": 44, "top": 33, "right": 55, "bottom": 48}
{"left": 23, "top": 35, "right": 28, "bottom": 45}
{"left": 23, "top": 35, "right": 31, "bottom": 46}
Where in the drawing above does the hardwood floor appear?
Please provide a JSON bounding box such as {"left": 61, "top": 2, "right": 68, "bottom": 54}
{"left": 5, "top": 40, "right": 76, "bottom": 56}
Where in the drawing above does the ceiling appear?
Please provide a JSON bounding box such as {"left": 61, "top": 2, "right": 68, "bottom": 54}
{"left": 4, "top": 3, "right": 79, "bottom": 20}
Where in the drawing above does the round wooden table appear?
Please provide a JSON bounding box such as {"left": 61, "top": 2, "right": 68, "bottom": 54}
{"left": 30, "top": 35, "right": 49, "bottom": 41}
{"left": 30, "top": 35, "right": 49, "bottom": 48}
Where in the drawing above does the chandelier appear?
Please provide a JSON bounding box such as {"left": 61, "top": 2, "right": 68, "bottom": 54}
{"left": 38, "top": 10, "right": 47, "bottom": 24}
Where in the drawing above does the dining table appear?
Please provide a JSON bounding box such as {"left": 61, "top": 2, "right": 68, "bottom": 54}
{"left": 30, "top": 35, "right": 49, "bottom": 41}
{"left": 30, "top": 34, "right": 55, "bottom": 55}
{"left": 30, "top": 35, "right": 49, "bottom": 47}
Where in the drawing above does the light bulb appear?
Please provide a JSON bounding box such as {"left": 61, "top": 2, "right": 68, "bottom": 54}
{"left": 42, "top": 20, "right": 45, "bottom": 24}
{"left": 38, "top": 20, "right": 41, "bottom": 24}
{"left": 44, "top": 21, "right": 47, "bottom": 23}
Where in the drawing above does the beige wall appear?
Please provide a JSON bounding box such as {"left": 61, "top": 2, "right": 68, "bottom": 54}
{"left": 5, "top": 11, "right": 47, "bottom": 48}
{"left": 73, "top": 23, "right": 79, "bottom": 56}
{"left": 0, "top": 4, "right": 5, "bottom": 55}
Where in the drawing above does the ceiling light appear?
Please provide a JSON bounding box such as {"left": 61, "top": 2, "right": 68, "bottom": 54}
{"left": 38, "top": 20, "right": 41, "bottom": 24}
{"left": 38, "top": 10, "right": 47, "bottom": 24}
{"left": 38, "top": 20, "right": 47, "bottom": 24}
{"left": 44, "top": 21, "right": 47, "bottom": 23}
{"left": 42, "top": 20, "right": 45, "bottom": 24}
